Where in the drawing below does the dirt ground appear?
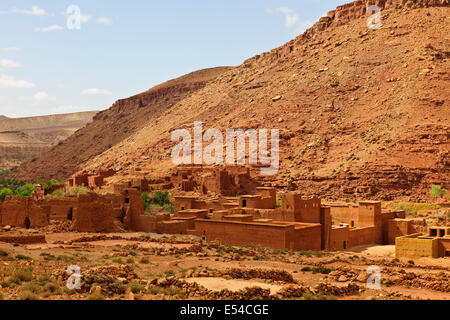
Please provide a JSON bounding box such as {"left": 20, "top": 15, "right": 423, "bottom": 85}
{"left": 0, "top": 229, "right": 448, "bottom": 301}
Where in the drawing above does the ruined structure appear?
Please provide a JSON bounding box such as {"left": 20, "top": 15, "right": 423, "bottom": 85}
{"left": 396, "top": 226, "right": 450, "bottom": 258}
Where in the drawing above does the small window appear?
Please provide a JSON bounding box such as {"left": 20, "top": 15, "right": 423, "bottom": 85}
{"left": 439, "top": 230, "right": 445, "bottom": 237}
{"left": 242, "top": 200, "right": 247, "bottom": 208}
{"left": 181, "top": 207, "right": 185, "bottom": 211}
{"left": 343, "top": 241, "right": 347, "bottom": 249}
{"left": 430, "top": 229, "right": 437, "bottom": 237}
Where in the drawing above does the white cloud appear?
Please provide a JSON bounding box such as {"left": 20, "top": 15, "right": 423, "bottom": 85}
{"left": 19, "top": 91, "right": 57, "bottom": 103}
{"left": 277, "top": 7, "right": 299, "bottom": 28}
{"left": 0, "top": 74, "right": 35, "bottom": 89}
{"left": 0, "top": 59, "right": 21, "bottom": 68}
{"left": 0, "top": 47, "right": 21, "bottom": 52}
{"left": 12, "top": 6, "right": 47, "bottom": 16}
{"left": 35, "top": 25, "right": 63, "bottom": 32}
{"left": 81, "top": 88, "right": 112, "bottom": 95}
{"left": 267, "top": 7, "right": 312, "bottom": 34}
{"left": 34, "top": 91, "right": 56, "bottom": 102}
{"left": 80, "top": 15, "right": 92, "bottom": 23}
{"left": 96, "top": 17, "right": 112, "bottom": 25}
{"left": 56, "top": 84, "right": 65, "bottom": 89}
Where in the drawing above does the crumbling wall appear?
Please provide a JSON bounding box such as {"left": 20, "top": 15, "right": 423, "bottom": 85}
{"left": 72, "top": 193, "right": 117, "bottom": 232}
{"left": 0, "top": 197, "right": 48, "bottom": 228}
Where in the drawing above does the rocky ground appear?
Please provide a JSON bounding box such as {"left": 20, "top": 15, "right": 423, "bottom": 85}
{"left": 0, "top": 223, "right": 448, "bottom": 300}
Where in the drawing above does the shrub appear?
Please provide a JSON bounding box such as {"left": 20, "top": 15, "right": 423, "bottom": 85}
{"left": 87, "top": 293, "right": 105, "bottom": 300}
{"left": 128, "top": 281, "right": 145, "bottom": 294}
{"left": 430, "top": 185, "right": 447, "bottom": 198}
{"left": 141, "top": 192, "right": 150, "bottom": 211}
{"left": 408, "top": 260, "right": 415, "bottom": 265}
{"left": 152, "top": 191, "right": 171, "bottom": 207}
{"left": 16, "top": 254, "right": 32, "bottom": 261}
{"left": 16, "top": 183, "right": 35, "bottom": 197}
{"left": 0, "top": 188, "right": 14, "bottom": 202}
{"left": 311, "top": 266, "right": 333, "bottom": 274}
{"left": 139, "top": 257, "right": 150, "bottom": 264}
{"left": 19, "top": 290, "right": 39, "bottom": 300}
{"left": 301, "top": 267, "right": 312, "bottom": 272}
{"left": 10, "top": 268, "right": 33, "bottom": 283}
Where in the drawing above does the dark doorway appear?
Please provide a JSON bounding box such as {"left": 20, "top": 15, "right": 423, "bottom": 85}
{"left": 343, "top": 241, "right": 347, "bottom": 249}
{"left": 24, "top": 217, "right": 31, "bottom": 229}
{"left": 67, "top": 208, "right": 73, "bottom": 221}
{"left": 242, "top": 200, "right": 247, "bottom": 208}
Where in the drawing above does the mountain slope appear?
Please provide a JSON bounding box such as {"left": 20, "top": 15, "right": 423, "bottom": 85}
{"left": 8, "top": 67, "right": 231, "bottom": 180}
{"left": 0, "top": 112, "right": 97, "bottom": 169}
{"left": 78, "top": 1, "right": 449, "bottom": 200}
{"left": 9, "top": 0, "right": 449, "bottom": 200}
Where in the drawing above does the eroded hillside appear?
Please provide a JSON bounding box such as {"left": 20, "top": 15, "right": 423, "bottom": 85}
{"left": 9, "top": 0, "right": 450, "bottom": 200}
{"left": 0, "top": 112, "right": 97, "bottom": 169}
{"left": 8, "top": 67, "right": 231, "bottom": 180}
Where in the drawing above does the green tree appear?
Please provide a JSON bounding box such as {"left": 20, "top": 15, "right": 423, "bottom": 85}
{"left": 151, "top": 191, "right": 171, "bottom": 206}
{"left": 16, "top": 184, "right": 35, "bottom": 197}
{"left": 141, "top": 192, "right": 150, "bottom": 210}
{"left": 430, "top": 185, "right": 447, "bottom": 198}
{"left": 0, "top": 188, "right": 14, "bottom": 202}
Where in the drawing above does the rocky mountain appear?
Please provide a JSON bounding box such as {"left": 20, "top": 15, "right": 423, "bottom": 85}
{"left": 0, "top": 112, "right": 97, "bottom": 169}
{"left": 8, "top": 0, "right": 449, "bottom": 200}
{"left": 7, "top": 67, "right": 231, "bottom": 180}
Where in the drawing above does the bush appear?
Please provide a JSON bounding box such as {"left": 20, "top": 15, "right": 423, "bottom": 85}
{"left": 46, "top": 185, "right": 90, "bottom": 199}
{"left": 16, "top": 183, "right": 35, "bottom": 197}
{"left": 19, "top": 290, "right": 39, "bottom": 300}
{"left": 430, "top": 185, "right": 447, "bottom": 198}
{"left": 128, "top": 281, "right": 145, "bottom": 294}
{"left": 0, "top": 188, "right": 14, "bottom": 202}
{"left": 87, "top": 293, "right": 105, "bottom": 300}
{"left": 152, "top": 191, "right": 171, "bottom": 206}
{"left": 311, "top": 266, "right": 333, "bottom": 274}
{"left": 10, "top": 268, "right": 33, "bottom": 283}
{"left": 141, "top": 192, "right": 150, "bottom": 211}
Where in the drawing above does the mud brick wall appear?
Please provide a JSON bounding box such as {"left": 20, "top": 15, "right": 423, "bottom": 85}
{"left": 0, "top": 234, "right": 46, "bottom": 244}
{"left": 281, "top": 194, "right": 321, "bottom": 223}
{"left": 328, "top": 204, "right": 360, "bottom": 226}
{"left": 438, "top": 238, "right": 450, "bottom": 257}
{"left": 386, "top": 219, "right": 414, "bottom": 244}
{"left": 287, "top": 224, "right": 322, "bottom": 251}
{"left": 395, "top": 235, "right": 439, "bottom": 258}
{"left": 349, "top": 226, "right": 377, "bottom": 247}
{"left": 0, "top": 197, "right": 48, "bottom": 228}
{"left": 329, "top": 226, "right": 350, "bottom": 250}
{"left": 194, "top": 219, "right": 321, "bottom": 250}
{"left": 42, "top": 198, "right": 77, "bottom": 221}
{"left": 72, "top": 193, "right": 116, "bottom": 232}
{"left": 157, "top": 220, "right": 189, "bottom": 235}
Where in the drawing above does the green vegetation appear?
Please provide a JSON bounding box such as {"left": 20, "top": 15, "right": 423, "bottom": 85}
{"left": 42, "top": 179, "right": 65, "bottom": 194}
{"left": 152, "top": 191, "right": 171, "bottom": 206}
{"left": 141, "top": 192, "right": 151, "bottom": 211}
{"left": 430, "top": 185, "right": 447, "bottom": 199}
{"left": 0, "top": 169, "right": 10, "bottom": 176}
{"left": 143, "top": 191, "right": 175, "bottom": 215}
{"left": 301, "top": 266, "right": 333, "bottom": 274}
{"left": 46, "top": 185, "right": 90, "bottom": 199}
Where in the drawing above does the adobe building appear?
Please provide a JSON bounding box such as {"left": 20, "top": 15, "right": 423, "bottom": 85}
{"left": 172, "top": 188, "right": 420, "bottom": 252}
{"left": 396, "top": 226, "right": 450, "bottom": 258}
{"left": 0, "top": 196, "right": 48, "bottom": 229}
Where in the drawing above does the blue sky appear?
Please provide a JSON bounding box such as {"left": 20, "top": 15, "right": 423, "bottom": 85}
{"left": 0, "top": 0, "right": 345, "bottom": 117}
